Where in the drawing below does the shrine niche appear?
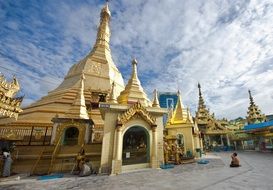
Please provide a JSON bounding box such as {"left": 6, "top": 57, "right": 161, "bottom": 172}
{"left": 51, "top": 118, "right": 93, "bottom": 146}
{"left": 63, "top": 127, "right": 79, "bottom": 145}
{"left": 122, "top": 126, "right": 149, "bottom": 165}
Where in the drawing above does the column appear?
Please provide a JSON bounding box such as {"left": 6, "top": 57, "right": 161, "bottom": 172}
{"left": 112, "top": 126, "right": 122, "bottom": 175}
{"left": 226, "top": 134, "right": 230, "bottom": 146}
{"left": 220, "top": 135, "right": 224, "bottom": 146}
{"left": 151, "top": 126, "right": 158, "bottom": 168}
{"left": 115, "top": 127, "right": 122, "bottom": 160}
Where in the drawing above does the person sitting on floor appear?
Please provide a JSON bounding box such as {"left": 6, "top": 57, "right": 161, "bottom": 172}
{"left": 230, "top": 152, "right": 240, "bottom": 167}
{"left": 79, "top": 158, "right": 91, "bottom": 177}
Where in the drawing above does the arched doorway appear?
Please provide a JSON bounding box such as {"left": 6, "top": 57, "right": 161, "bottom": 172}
{"left": 63, "top": 127, "right": 79, "bottom": 145}
{"left": 122, "top": 126, "right": 149, "bottom": 165}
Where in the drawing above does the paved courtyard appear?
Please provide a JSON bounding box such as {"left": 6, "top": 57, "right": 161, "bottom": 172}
{"left": 1, "top": 151, "right": 273, "bottom": 190}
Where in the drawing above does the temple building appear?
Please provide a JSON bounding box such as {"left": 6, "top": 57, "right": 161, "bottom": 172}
{"left": 165, "top": 91, "right": 202, "bottom": 157}
{"left": 195, "top": 83, "right": 230, "bottom": 151}
{"left": 243, "top": 90, "right": 273, "bottom": 151}
{"left": 0, "top": 2, "right": 167, "bottom": 175}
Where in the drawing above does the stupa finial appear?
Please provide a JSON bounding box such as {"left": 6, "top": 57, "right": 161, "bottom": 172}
{"left": 152, "top": 89, "right": 160, "bottom": 108}
{"left": 248, "top": 89, "right": 254, "bottom": 105}
{"left": 108, "top": 82, "right": 117, "bottom": 103}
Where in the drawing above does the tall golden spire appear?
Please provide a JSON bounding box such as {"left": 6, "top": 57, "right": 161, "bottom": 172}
{"left": 246, "top": 90, "right": 266, "bottom": 124}
{"left": 93, "top": 1, "right": 111, "bottom": 51}
{"left": 47, "top": 0, "right": 124, "bottom": 101}
{"left": 65, "top": 73, "right": 89, "bottom": 119}
{"left": 195, "top": 83, "right": 210, "bottom": 125}
{"left": 248, "top": 90, "right": 255, "bottom": 106}
{"left": 117, "top": 59, "right": 151, "bottom": 106}
{"left": 198, "top": 83, "right": 206, "bottom": 110}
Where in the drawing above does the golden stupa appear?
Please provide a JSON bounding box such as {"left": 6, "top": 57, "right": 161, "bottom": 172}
{"left": 0, "top": 3, "right": 125, "bottom": 142}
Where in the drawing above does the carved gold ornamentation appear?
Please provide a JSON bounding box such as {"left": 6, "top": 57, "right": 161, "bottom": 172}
{"left": 91, "top": 62, "right": 101, "bottom": 75}
{"left": 0, "top": 75, "right": 20, "bottom": 98}
{"left": 0, "top": 74, "right": 23, "bottom": 120}
{"left": 0, "top": 129, "right": 23, "bottom": 141}
{"left": 117, "top": 101, "right": 156, "bottom": 126}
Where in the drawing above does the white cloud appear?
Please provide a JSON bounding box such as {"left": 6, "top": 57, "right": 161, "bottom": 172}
{"left": 1, "top": 0, "right": 273, "bottom": 119}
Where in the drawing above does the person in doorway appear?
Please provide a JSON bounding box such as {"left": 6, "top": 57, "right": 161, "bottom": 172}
{"left": 2, "top": 150, "right": 13, "bottom": 177}
{"left": 230, "top": 152, "right": 240, "bottom": 167}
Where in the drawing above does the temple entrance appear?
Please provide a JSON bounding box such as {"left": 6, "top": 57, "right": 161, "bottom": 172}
{"left": 122, "top": 126, "right": 149, "bottom": 165}
{"left": 63, "top": 127, "right": 79, "bottom": 145}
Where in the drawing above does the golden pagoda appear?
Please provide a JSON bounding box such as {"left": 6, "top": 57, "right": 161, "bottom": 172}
{"left": 246, "top": 90, "right": 266, "bottom": 124}
{"left": 0, "top": 2, "right": 124, "bottom": 143}
{"left": 166, "top": 91, "right": 202, "bottom": 157}
{"left": 0, "top": 2, "right": 126, "bottom": 175}
{"left": 195, "top": 83, "right": 230, "bottom": 150}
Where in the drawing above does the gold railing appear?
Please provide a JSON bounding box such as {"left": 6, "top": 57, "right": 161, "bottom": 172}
{"left": 0, "top": 126, "right": 52, "bottom": 145}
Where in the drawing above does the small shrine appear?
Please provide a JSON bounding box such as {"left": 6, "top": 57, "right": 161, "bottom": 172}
{"left": 165, "top": 90, "right": 202, "bottom": 163}
{"left": 51, "top": 74, "right": 94, "bottom": 146}
{"left": 99, "top": 59, "right": 166, "bottom": 174}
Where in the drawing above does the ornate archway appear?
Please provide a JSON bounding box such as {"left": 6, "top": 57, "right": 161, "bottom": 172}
{"left": 122, "top": 126, "right": 150, "bottom": 165}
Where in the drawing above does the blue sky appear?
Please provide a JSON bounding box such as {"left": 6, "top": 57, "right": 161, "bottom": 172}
{"left": 1, "top": 0, "right": 273, "bottom": 119}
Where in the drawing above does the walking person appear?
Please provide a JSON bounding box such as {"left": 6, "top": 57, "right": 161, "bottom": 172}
{"left": 2, "top": 150, "right": 13, "bottom": 177}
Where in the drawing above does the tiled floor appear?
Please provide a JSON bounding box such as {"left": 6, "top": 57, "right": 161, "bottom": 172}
{"left": 1, "top": 151, "right": 272, "bottom": 190}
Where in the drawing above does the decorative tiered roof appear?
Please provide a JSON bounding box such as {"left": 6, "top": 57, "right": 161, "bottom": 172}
{"left": 195, "top": 83, "right": 228, "bottom": 134}
{"left": 246, "top": 90, "right": 266, "bottom": 124}
{"left": 117, "top": 59, "right": 151, "bottom": 107}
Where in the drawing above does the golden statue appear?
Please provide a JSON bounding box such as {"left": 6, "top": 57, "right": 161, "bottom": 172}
{"left": 163, "top": 138, "right": 171, "bottom": 164}
{"left": 74, "top": 145, "right": 86, "bottom": 174}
